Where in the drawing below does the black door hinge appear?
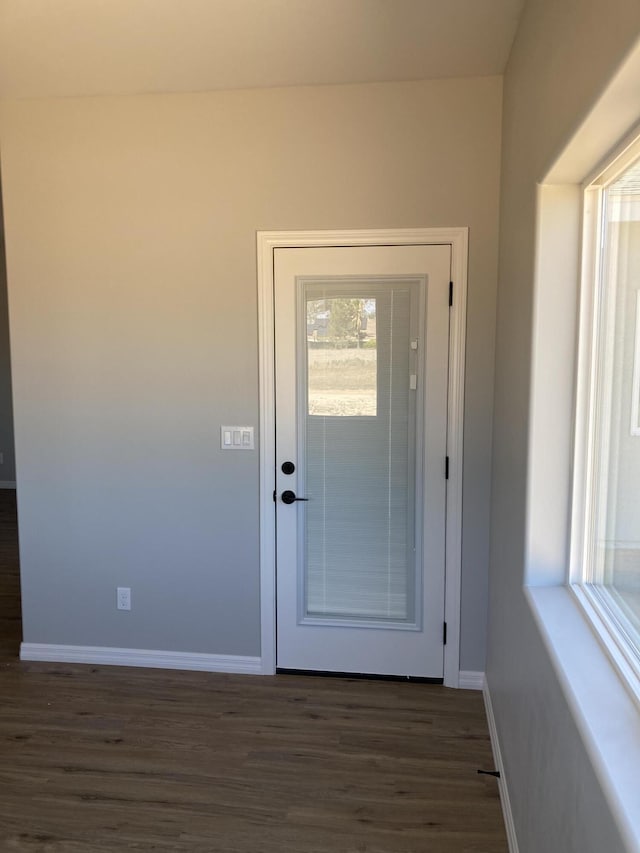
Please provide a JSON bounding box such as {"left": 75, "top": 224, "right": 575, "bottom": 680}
{"left": 443, "top": 622, "right": 447, "bottom": 645}
{"left": 273, "top": 490, "right": 277, "bottom": 502}
{"left": 449, "top": 281, "right": 453, "bottom": 306}
{"left": 445, "top": 456, "right": 449, "bottom": 479}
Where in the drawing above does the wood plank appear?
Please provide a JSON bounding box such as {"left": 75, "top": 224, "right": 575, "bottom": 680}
{"left": 0, "top": 490, "right": 507, "bottom": 851}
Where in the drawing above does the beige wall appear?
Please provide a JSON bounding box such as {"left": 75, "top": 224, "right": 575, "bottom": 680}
{"left": 489, "top": 1, "right": 640, "bottom": 850}
{"left": 0, "top": 77, "right": 502, "bottom": 666}
{"left": 0, "top": 200, "right": 14, "bottom": 484}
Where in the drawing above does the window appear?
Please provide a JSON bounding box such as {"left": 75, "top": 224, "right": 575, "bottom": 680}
{"left": 301, "top": 279, "right": 423, "bottom": 624}
{"left": 572, "top": 135, "right": 640, "bottom": 680}
{"left": 305, "top": 293, "right": 378, "bottom": 417}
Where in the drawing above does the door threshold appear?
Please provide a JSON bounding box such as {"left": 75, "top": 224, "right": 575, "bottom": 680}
{"left": 276, "top": 667, "right": 444, "bottom": 684}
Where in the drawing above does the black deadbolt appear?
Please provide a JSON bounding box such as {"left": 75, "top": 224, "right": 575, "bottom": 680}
{"left": 281, "top": 461, "right": 295, "bottom": 475}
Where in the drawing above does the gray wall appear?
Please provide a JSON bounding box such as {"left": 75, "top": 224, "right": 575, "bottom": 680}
{"left": 0, "top": 198, "right": 15, "bottom": 484}
{"left": 0, "top": 77, "right": 502, "bottom": 668}
{"left": 488, "top": 1, "right": 640, "bottom": 851}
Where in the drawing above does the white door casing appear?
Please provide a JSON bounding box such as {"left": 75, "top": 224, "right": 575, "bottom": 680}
{"left": 258, "top": 228, "right": 468, "bottom": 687}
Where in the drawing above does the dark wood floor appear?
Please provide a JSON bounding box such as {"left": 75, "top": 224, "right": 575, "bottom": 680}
{"left": 0, "top": 490, "right": 507, "bottom": 852}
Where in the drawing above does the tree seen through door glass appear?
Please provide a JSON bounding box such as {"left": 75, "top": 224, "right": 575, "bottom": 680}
{"left": 306, "top": 297, "right": 377, "bottom": 416}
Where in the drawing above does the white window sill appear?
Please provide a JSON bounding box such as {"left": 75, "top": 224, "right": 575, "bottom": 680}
{"left": 526, "top": 586, "right": 640, "bottom": 853}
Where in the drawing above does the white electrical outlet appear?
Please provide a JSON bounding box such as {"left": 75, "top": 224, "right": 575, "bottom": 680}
{"left": 117, "top": 587, "right": 131, "bottom": 611}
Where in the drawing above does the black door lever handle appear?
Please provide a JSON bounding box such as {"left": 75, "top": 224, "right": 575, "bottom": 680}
{"left": 281, "top": 490, "right": 309, "bottom": 504}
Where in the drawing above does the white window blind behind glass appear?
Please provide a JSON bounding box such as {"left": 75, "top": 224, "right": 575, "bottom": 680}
{"left": 300, "top": 278, "right": 423, "bottom": 625}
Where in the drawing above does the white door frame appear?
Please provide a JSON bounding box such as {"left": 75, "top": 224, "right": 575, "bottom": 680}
{"left": 257, "top": 228, "right": 468, "bottom": 687}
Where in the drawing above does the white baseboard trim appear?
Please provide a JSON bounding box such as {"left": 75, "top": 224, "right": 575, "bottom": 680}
{"left": 458, "top": 670, "right": 485, "bottom": 690}
{"left": 483, "top": 679, "right": 519, "bottom": 853}
{"left": 0, "top": 480, "right": 16, "bottom": 489}
{"left": 20, "top": 643, "right": 262, "bottom": 675}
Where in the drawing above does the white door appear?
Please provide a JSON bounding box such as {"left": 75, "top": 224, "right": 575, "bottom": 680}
{"left": 274, "top": 244, "right": 450, "bottom": 678}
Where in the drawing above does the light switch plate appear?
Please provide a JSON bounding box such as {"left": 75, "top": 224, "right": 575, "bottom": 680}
{"left": 221, "top": 426, "right": 254, "bottom": 450}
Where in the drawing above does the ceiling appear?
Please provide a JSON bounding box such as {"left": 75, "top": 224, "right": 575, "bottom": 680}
{"left": 0, "top": 0, "right": 524, "bottom": 100}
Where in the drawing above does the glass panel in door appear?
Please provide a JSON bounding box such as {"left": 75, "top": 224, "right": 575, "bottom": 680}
{"left": 300, "top": 279, "right": 423, "bottom": 628}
